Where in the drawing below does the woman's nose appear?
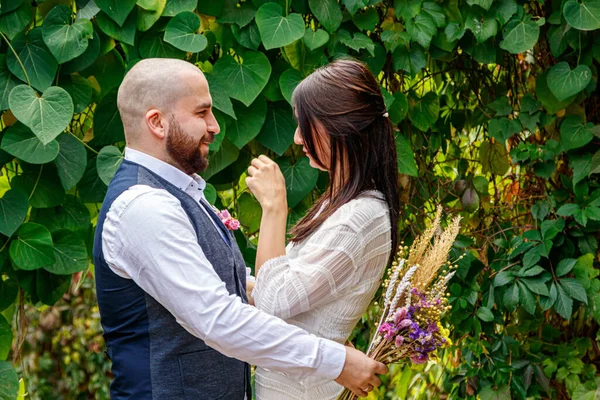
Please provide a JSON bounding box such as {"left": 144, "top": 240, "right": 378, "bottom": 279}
{"left": 293, "top": 127, "right": 302, "bottom": 145}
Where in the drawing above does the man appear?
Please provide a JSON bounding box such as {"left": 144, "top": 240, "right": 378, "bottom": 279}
{"left": 92, "top": 58, "right": 386, "bottom": 399}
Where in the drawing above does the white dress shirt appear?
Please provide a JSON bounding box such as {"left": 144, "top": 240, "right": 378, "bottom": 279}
{"left": 101, "top": 147, "right": 345, "bottom": 382}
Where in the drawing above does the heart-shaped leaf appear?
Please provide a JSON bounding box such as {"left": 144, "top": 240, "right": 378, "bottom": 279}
{"left": 0, "top": 362, "right": 18, "bottom": 400}
{"left": 54, "top": 133, "right": 87, "bottom": 190}
{"left": 62, "top": 31, "right": 101, "bottom": 73}
{"left": 560, "top": 115, "right": 595, "bottom": 152}
{"left": 138, "top": 0, "right": 161, "bottom": 11}
{"left": 0, "top": 55, "right": 20, "bottom": 111}
{"left": 137, "top": 0, "right": 166, "bottom": 31}
{"left": 547, "top": 62, "right": 592, "bottom": 102}
{"left": 232, "top": 21, "right": 262, "bottom": 50}
{"left": 92, "top": 89, "right": 125, "bottom": 146}
{"left": 60, "top": 74, "right": 93, "bottom": 114}
{"left": 203, "top": 138, "right": 240, "bottom": 180}
{"left": 563, "top": 0, "right": 600, "bottom": 30}
{"left": 536, "top": 71, "right": 576, "bottom": 114}
{"left": 499, "top": 18, "right": 539, "bottom": 54}
{"left": 278, "top": 157, "right": 319, "bottom": 208}
{"left": 44, "top": 230, "right": 89, "bottom": 275}
{"left": 163, "top": 0, "right": 197, "bottom": 16}
{"left": 226, "top": 97, "right": 267, "bottom": 149}
{"left": 255, "top": 3, "right": 305, "bottom": 50}
{"left": 206, "top": 74, "right": 236, "bottom": 120}
{"left": 343, "top": 0, "right": 369, "bottom": 15}
{"left": 302, "top": 28, "right": 329, "bottom": 51}
{"left": 0, "top": 189, "right": 28, "bottom": 237}
{"left": 6, "top": 28, "right": 57, "bottom": 92}
{"left": 96, "top": 9, "right": 137, "bottom": 46}
{"left": 0, "top": 122, "right": 59, "bottom": 164}
{"left": 489, "top": 118, "right": 522, "bottom": 142}
{"left": 257, "top": 102, "right": 296, "bottom": 155}
{"left": 395, "top": 133, "right": 418, "bottom": 177}
{"left": 309, "top": 0, "right": 342, "bottom": 33}
{"left": 42, "top": 5, "right": 93, "bottom": 64}
{"left": 218, "top": 0, "right": 257, "bottom": 27}
{"left": 0, "top": 0, "right": 32, "bottom": 40}
{"left": 164, "top": 11, "right": 208, "bottom": 52}
{"left": 9, "top": 85, "right": 74, "bottom": 145}
{"left": 279, "top": 68, "right": 303, "bottom": 105}
{"left": 213, "top": 52, "right": 271, "bottom": 107}
{"left": 409, "top": 92, "right": 440, "bottom": 131}
{"left": 9, "top": 222, "right": 55, "bottom": 270}
{"left": 388, "top": 92, "right": 409, "bottom": 125}
{"left": 139, "top": 31, "right": 186, "bottom": 59}
{"left": 97, "top": 145, "right": 123, "bottom": 185}
{"left": 95, "top": 0, "right": 137, "bottom": 26}
{"left": 237, "top": 192, "right": 262, "bottom": 232}
{"left": 36, "top": 268, "right": 71, "bottom": 306}
{"left": 32, "top": 195, "right": 90, "bottom": 233}
{"left": 406, "top": 14, "right": 437, "bottom": 48}
{"left": 0, "top": 0, "right": 24, "bottom": 15}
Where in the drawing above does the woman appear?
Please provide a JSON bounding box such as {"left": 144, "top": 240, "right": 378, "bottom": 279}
{"left": 245, "top": 59, "right": 400, "bottom": 400}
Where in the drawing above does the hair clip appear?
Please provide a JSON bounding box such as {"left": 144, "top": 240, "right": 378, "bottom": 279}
{"left": 383, "top": 112, "right": 389, "bottom": 118}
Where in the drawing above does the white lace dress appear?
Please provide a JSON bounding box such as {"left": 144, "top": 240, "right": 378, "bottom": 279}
{"left": 252, "top": 191, "right": 392, "bottom": 400}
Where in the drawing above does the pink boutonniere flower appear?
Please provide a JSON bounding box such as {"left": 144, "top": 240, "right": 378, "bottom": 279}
{"left": 215, "top": 209, "right": 240, "bottom": 231}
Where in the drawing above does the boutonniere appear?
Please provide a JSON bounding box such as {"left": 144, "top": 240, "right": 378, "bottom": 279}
{"left": 213, "top": 207, "right": 240, "bottom": 231}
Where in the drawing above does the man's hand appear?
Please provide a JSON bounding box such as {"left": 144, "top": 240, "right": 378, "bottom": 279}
{"left": 334, "top": 346, "right": 388, "bottom": 398}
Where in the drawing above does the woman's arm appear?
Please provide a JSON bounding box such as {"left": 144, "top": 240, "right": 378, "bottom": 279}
{"left": 246, "top": 155, "right": 288, "bottom": 275}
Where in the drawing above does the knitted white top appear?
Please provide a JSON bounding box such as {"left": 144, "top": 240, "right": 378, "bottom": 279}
{"left": 253, "top": 191, "right": 392, "bottom": 400}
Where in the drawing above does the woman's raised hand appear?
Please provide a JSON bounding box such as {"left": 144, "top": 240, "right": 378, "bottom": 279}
{"left": 246, "top": 155, "right": 287, "bottom": 212}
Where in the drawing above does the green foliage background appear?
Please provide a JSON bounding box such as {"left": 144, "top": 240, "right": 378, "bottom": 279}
{"left": 0, "top": 0, "right": 599, "bottom": 398}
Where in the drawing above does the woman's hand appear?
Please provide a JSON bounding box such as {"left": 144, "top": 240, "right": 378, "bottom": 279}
{"left": 246, "top": 155, "right": 287, "bottom": 213}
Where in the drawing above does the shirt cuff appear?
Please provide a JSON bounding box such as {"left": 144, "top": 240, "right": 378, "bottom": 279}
{"left": 315, "top": 339, "right": 346, "bottom": 380}
{"left": 245, "top": 267, "right": 256, "bottom": 283}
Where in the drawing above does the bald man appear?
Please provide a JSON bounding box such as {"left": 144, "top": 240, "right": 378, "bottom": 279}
{"left": 92, "top": 58, "right": 386, "bottom": 400}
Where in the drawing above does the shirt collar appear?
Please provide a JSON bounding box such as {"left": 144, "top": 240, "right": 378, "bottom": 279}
{"left": 124, "top": 147, "right": 206, "bottom": 192}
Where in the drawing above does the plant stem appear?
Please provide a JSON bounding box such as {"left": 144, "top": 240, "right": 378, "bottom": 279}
{"left": 0, "top": 31, "right": 30, "bottom": 86}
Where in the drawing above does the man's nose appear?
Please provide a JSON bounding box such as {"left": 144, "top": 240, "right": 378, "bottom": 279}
{"left": 207, "top": 112, "right": 220, "bottom": 135}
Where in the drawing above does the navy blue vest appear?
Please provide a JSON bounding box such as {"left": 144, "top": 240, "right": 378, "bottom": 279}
{"left": 93, "top": 160, "right": 251, "bottom": 399}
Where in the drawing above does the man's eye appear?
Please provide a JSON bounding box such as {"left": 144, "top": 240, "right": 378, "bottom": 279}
{"left": 197, "top": 111, "right": 206, "bottom": 116}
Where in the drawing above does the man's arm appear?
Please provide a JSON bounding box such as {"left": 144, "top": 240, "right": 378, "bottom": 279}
{"left": 102, "top": 186, "right": 387, "bottom": 394}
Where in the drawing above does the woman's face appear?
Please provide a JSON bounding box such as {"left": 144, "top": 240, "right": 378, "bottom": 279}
{"left": 294, "top": 121, "right": 330, "bottom": 171}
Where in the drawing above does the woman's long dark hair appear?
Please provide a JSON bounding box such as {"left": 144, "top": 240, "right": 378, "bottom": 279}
{"left": 290, "top": 59, "right": 400, "bottom": 263}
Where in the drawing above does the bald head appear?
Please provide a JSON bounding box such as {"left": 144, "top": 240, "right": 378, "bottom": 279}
{"left": 117, "top": 58, "right": 206, "bottom": 144}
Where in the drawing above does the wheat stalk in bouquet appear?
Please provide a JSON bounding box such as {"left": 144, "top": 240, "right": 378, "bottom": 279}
{"left": 338, "top": 206, "right": 462, "bottom": 400}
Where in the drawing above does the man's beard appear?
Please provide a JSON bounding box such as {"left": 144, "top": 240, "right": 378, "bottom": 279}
{"left": 166, "top": 116, "right": 212, "bottom": 174}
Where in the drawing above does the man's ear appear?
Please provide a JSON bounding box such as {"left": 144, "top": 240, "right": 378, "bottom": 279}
{"left": 145, "top": 109, "right": 167, "bottom": 140}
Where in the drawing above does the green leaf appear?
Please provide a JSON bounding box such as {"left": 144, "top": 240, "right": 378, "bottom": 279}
{"left": 504, "top": 283, "right": 520, "bottom": 309}
{"left": 547, "top": 62, "right": 592, "bottom": 102}
{"left": 0, "top": 0, "right": 24, "bottom": 16}
{"left": 422, "top": 2, "right": 446, "bottom": 27}
{"left": 549, "top": 23, "right": 574, "bottom": 57}
{"left": 257, "top": 102, "right": 296, "bottom": 155}
{"left": 226, "top": 97, "right": 267, "bottom": 148}
{"left": 164, "top": 11, "right": 208, "bottom": 52}
{"left": 480, "top": 140, "right": 510, "bottom": 175}
{"left": 96, "top": 9, "right": 137, "bottom": 46}
{"left": 571, "top": 153, "right": 592, "bottom": 186}
{"left": 518, "top": 281, "right": 537, "bottom": 315}
{"left": 493, "top": 0, "right": 518, "bottom": 25}
{"left": 489, "top": 118, "right": 521, "bottom": 142}
{"left": 540, "top": 282, "right": 558, "bottom": 310}
{"left": 1, "top": 122, "right": 59, "bottom": 164}
{"left": 78, "top": 160, "right": 107, "bottom": 203}
{"left": 163, "top": 0, "right": 197, "bottom": 16}
{"left": 309, "top": 0, "right": 343, "bottom": 33}
{"left": 0, "top": 55, "right": 19, "bottom": 111}
{"left": 353, "top": 7, "right": 379, "bottom": 31}
{"left": 255, "top": 3, "right": 305, "bottom": 50}
{"left": 409, "top": 92, "right": 439, "bottom": 131}
{"left": 395, "top": 0, "right": 422, "bottom": 20}
{"left": 395, "top": 133, "right": 418, "bottom": 177}
{"left": 237, "top": 192, "right": 262, "bottom": 232}
{"left": 465, "top": 9, "right": 498, "bottom": 43}
{"left": 303, "top": 28, "right": 330, "bottom": 51}
{"left": 388, "top": 92, "right": 409, "bottom": 124}
{"left": 232, "top": 21, "right": 262, "bottom": 50}
{"left": 0, "top": 0, "right": 32, "bottom": 41}
{"left": 462, "top": 187, "right": 480, "bottom": 213}
{"left": 31, "top": 195, "right": 90, "bottom": 233}
{"left": 476, "top": 306, "right": 495, "bottom": 322}
{"left": 213, "top": 52, "right": 272, "bottom": 107}
{"left": 9, "top": 85, "right": 74, "bottom": 145}
{"left": 494, "top": 270, "right": 514, "bottom": 287}
{"left": 11, "top": 165, "right": 66, "bottom": 208}
{"left": 0, "top": 189, "right": 28, "bottom": 237}
{"left": 203, "top": 138, "right": 240, "bottom": 180}
{"left": 7, "top": 29, "right": 58, "bottom": 92}
{"left": 557, "top": 203, "right": 580, "bottom": 217}
{"left": 96, "top": 0, "right": 137, "bottom": 26}
{"left": 97, "top": 146, "right": 123, "bottom": 186}
{"left": 62, "top": 31, "right": 101, "bottom": 73}
{"left": 563, "top": 0, "right": 600, "bottom": 31}
{"left": 279, "top": 68, "right": 303, "bottom": 105}
{"left": 522, "top": 278, "right": 549, "bottom": 296}
{"left": 218, "top": 0, "right": 257, "bottom": 27}
{"left": 522, "top": 247, "right": 541, "bottom": 269}
{"left": 137, "top": 0, "right": 161, "bottom": 11}
{"left": 36, "top": 268, "right": 71, "bottom": 306}
{"left": 0, "top": 315, "right": 11, "bottom": 361}
{"left": 473, "top": 176, "right": 490, "bottom": 195}
{"left": 536, "top": 71, "right": 576, "bottom": 114}
{"left": 339, "top": 30, "right": 375, "bottom": 56}
{"left": 0, "top": 277, "right": 18, "bottom": 311}
{"left": 560, "top": 278, "right": 588, "bottom": 304}
{"left": 406, "top": 14, "right": 437, "bottom": 48}
{"left": 203, "top": 183, "right": 217, "bottom": 205}
{"left": 54, "top": 134, "right": 87, "bottom": 190}
{"left": 555, "top": 282, "right": 573, "bottom": 319}
{"left": 93, "top": 89, "right": 125, "bottom": 146}
{"left": 43, "top": 230, "right": 88, "bottom": 275}
{"left": 136, "top": 0, "right": 166, "bottom": 31}
{"left": 0, "top": 361, "right": 18, "bottom": 400}
{"left": 467, "top": 0, "right": 493, "bottom": 10}
{"left": 499, "top": 18, "right": 540, "bottom": 54}
{"left": 343, "top": 0, "right": 369, "bottom": 15}
{"left": 42, "top": 5, "right": 93, "bottom": 64}
{"left": 541, "top": 218, "right": 564, "bottom": 240}
{"left": 9, "top": 222, "right": 55, "bottom": 270}
{"left": 560, "top": 115, "right": 595, "bottom": 152}
{"left": 278, "top": 157, "right": 319, "bottom": 208}
{"left": 60, "top": 74, "right": 93, "bottom": 114}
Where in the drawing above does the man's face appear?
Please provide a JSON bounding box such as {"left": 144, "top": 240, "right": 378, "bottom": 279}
{"left": 165, "top": 72, "right": 220, "bottom": 174}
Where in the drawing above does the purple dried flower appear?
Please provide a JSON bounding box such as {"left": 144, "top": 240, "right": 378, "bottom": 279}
{"left": 410, "top": 353, "right": 429, "bottom": 364}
